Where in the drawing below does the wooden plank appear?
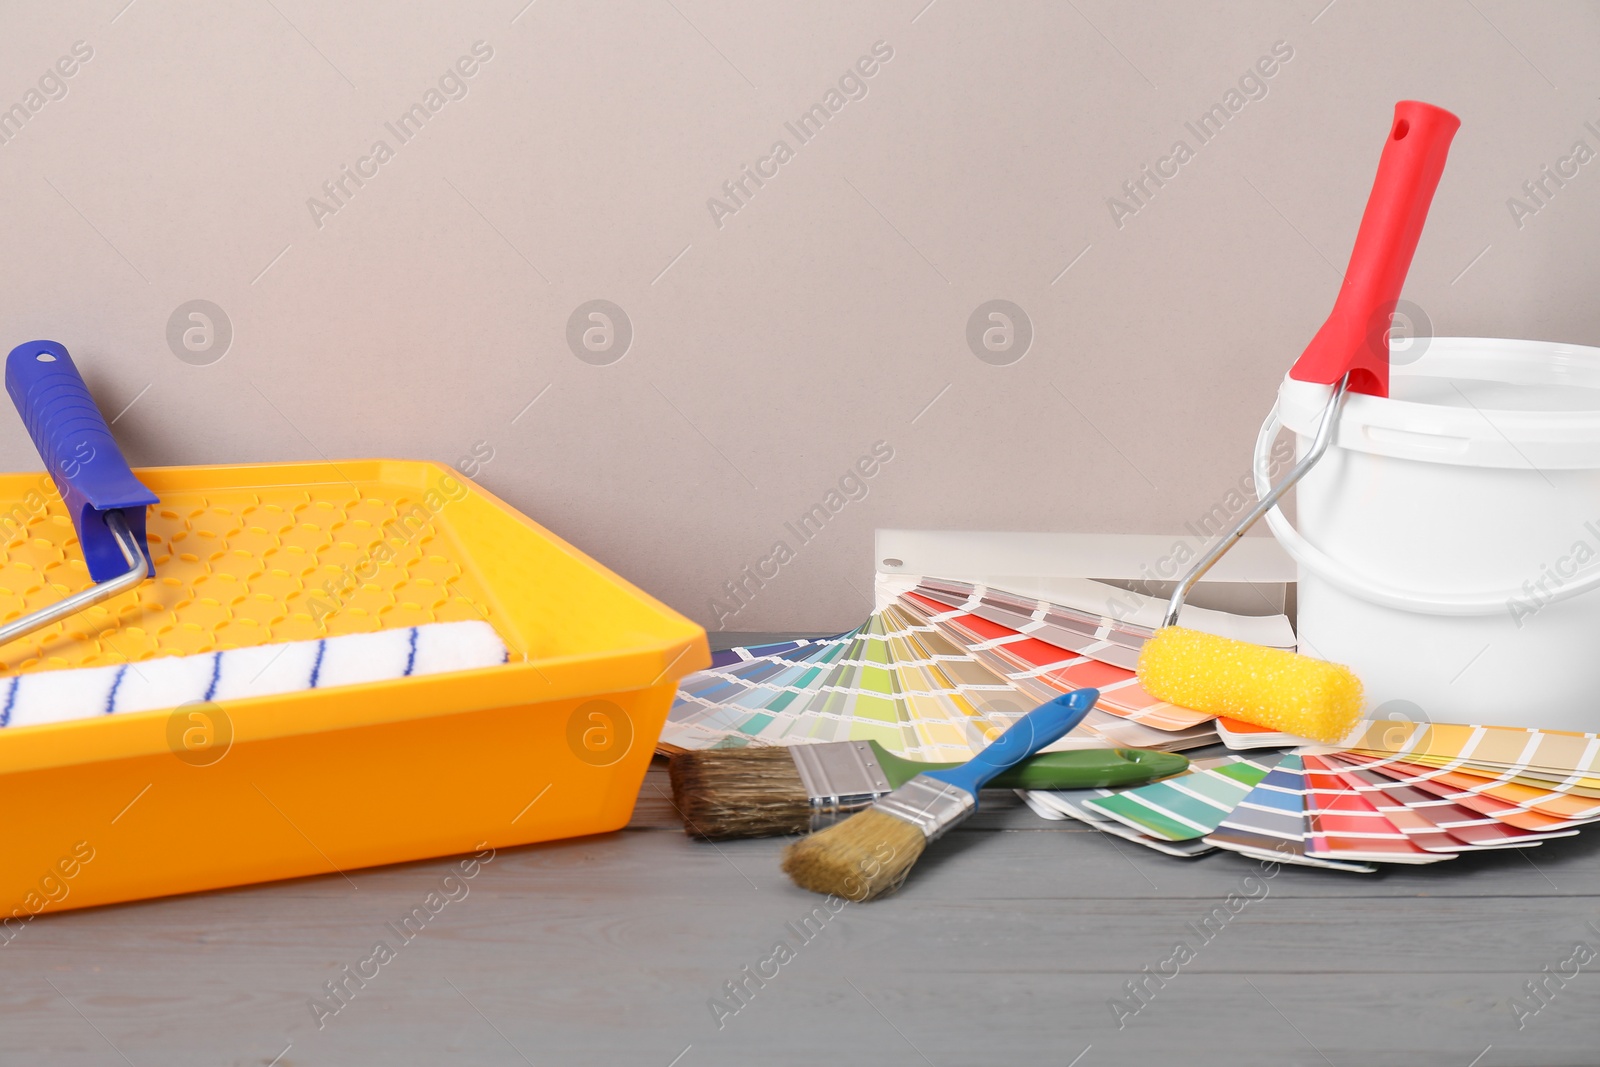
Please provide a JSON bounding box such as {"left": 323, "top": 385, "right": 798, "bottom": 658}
{"left": 2, "top": 822, "right": 1596, "bottom": 1065}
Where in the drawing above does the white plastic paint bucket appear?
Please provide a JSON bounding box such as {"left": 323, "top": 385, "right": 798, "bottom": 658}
{"left": 1256, "top": 337, "right": 1600, "bottom": 732}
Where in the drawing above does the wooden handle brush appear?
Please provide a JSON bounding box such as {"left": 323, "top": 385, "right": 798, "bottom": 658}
{"left": 781, "top": 689, "right": 1098, "bottom": 901}
{"left": 669, "top": 740, "right": 1187, "bottom": 840}
{"left": 1137, "top": 101, "right": 1460, "bottom": 744}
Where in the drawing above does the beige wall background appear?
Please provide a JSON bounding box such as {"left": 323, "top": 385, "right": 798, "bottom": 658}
{"left": 1, "top": 0, "right": 1597, "bottom": 632}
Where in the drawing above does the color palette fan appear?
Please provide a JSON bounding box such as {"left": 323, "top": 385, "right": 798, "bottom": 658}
{"left": 1030, "top": 743, "right": 1598, "bottom": 872}
{"left": 666, "top": 575, "right": 1600, "bottom": 872}
{"left": 661, "top": 576, "right": 1223, "bottom": 760}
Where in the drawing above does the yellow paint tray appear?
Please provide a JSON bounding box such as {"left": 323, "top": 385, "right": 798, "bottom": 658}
{"left": 0, "top": 458, "right": 707, "bottom": 918}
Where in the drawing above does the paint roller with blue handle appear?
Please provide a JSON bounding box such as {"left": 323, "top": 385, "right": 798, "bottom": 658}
{"left": 0, "top": 340, "right": 158, "bottom": 648}
{"left": 0, "top": 340, "right": 512, "bottom": 727}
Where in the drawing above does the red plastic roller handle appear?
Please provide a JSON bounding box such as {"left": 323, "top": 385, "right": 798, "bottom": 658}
{"left": 1289, "top": 101, "right": 1460, "bottom": 398}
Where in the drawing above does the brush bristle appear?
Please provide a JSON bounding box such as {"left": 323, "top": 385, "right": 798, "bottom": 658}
{"left": 1137, "top": 626, "right": 1364, "bottom": 744}
{"left": 667, "top": 748, "right": 811, "bottom": 840}
{"left": 780, "top": 808, "right": 927, "bottom": 901}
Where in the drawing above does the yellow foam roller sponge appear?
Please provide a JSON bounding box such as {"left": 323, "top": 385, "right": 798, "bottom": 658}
{"left": 1136, "top": 627, "right": 1364, "bottom": 744}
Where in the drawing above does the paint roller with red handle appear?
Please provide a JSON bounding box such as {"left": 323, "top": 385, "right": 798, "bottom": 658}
{"left": 1291, "top": 100, "right": 1461, "bottom": 398}
{"left": 1135, "top": 101, "right": 1460, "bottom": 744}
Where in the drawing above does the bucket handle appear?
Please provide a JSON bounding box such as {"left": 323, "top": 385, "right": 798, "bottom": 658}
{"left": 1253, "top": 397, "right": 1600, "bottom": 617}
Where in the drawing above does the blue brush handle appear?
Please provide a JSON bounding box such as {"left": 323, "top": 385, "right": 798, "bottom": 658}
{"left": 5, "top": 341, "right": 157, "bottom": 581}
{"left": 924, "top": 689, "right": 1100, "bottom": 798}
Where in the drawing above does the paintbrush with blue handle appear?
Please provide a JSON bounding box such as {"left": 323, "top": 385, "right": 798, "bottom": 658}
{"left": 781, "top": 688, "right": 1100, "bottom": 901}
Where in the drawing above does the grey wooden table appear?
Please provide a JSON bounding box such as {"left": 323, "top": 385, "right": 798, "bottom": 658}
{"left": 6, "top": 635, "right": 1599, "bottom": 1067}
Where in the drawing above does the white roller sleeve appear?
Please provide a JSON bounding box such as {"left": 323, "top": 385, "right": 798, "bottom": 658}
{"left": 1, "top": 620, "right": 509, "bottom": 728}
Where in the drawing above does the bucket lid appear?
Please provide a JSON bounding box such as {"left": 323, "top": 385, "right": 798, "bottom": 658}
{"left": 1278, "top": 337, "right": 1600, "bottom": 469}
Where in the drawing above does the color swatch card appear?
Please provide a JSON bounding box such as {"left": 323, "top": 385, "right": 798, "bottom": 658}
{"left": 902, "top": 585, "right": 1209, "bottom": 735}
{"left": 898, "top": 577, "right": 1154, "bottom": 671}
{"left": 1217, "top": 717, "right": 1305, "bottom": 750}
{"left": 1300, "top": 755, "right": 1454, "bottom": 864}
{"left": 1339, "top": 720, "right": 1600, "bottom": 791}
{"left": 706, "top": 633, "right": 854, "bottom": 670}
{"left": 666, "top": 614, "right": 1011, "bottom": 759}
{"left": 1203, "top": 754, "right": 1377, "bottom": 872}
{"left": 1022, "top": 788, "right": 1215, "bottom": 858}
{"left": 1337, "top": 752, "right": 1600, "bottom": 831}
{"left": 1314, "top": 754, "right": 1571, "bottom": 849}
{"left": 1081, "top": 755, "right": 1282, "bottom": 842}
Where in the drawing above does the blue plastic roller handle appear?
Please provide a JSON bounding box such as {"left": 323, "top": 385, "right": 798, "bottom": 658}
{"left": 923, "top": 688, "right": 1100, "bottom": 800}
{"left": 5, "top": 341, "right": 158, "bottom": 581}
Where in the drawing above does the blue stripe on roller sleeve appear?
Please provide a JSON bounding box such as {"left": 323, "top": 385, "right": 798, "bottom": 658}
{"left": 105, "top": 663, "right": 129, "bottom": 713}
{"left": 203, "top": 651, "right": 222, "bottom": 701}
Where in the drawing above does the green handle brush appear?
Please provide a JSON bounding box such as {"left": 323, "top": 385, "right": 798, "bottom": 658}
{"left": 668, "top": 737, "right": 1186, "bottom": 840}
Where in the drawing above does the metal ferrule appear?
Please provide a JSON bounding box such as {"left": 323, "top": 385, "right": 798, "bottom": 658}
{"left": 870, "top": 776, "right": 976, "bottom": 844}
{"left": 792, "top": 742, "right": 895, "bottom": 832}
